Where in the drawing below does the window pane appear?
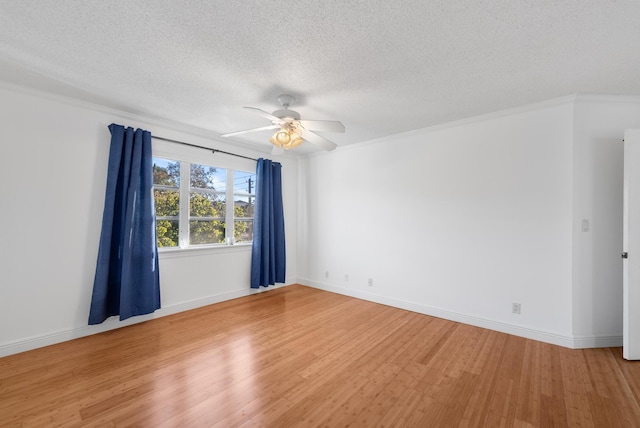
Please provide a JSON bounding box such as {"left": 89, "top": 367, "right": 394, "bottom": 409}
{"left": 190, "top": 220, "right": 225, "bottom": 245}
{"left": 191, "top": 163, "right": 226, "bottom": 191}
{"left": 190, "top": 193, "right": 225, "bottom": 218}
{"left": 235, "top": 220, "right": 253, "bottom": 242}
{"left": 153, "top": 158, "right": 180, "bottom": 186}
{"left": 233, "top": 170, "right": 255, "bottom": 243}
{"left": 154, "top": 189, "right": 180, "bottom": 217}
{"left": 156, "top": 220, "right": 179, "bottom": 248}
{"left": 234, "top": 171, "right": 256, "bottom": 195}
{"left": 234, "top": 197, "right": 254, "bottom": 218}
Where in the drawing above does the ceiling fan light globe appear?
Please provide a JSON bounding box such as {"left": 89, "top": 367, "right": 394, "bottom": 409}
{"left": 276, "top": 131, "right": 291, "bottom": 145}
{"left": 270, "top": 130, "right": 291, "bottom": 147}
{"left": 288, "top": 139, "right": 304, "bottom": 149}
{"left": 288, "top": 132, "right": 304, "bottom": 148}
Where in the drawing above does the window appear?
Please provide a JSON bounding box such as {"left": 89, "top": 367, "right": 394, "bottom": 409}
{"left": 152, "top": 156, "right": 255, "bottom": 249}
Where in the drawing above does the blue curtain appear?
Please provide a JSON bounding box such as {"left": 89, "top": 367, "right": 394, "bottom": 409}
{"left": 251, "top": 158, "right": 286, "bottom": 288}
{"left": 89, "top": 123, "right": 160, "bottom": 324}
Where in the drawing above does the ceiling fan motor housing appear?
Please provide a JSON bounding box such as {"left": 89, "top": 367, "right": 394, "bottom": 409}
{"left": 277, "top": 94, "right": 295, "bottom": 108}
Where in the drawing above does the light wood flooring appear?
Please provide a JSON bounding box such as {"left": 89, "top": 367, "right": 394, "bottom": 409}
{"left": 1, "top": 284, "right": 640, "bottom": 427}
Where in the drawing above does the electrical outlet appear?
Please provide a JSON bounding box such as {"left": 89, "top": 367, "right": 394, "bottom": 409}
{"left": 512, "top": 303, "right": 521, "bottom": 314}
{"left": 325, "top": 271, "right": 329, "bottom": 278}
{"left": 368, "top": 278, "right": 373, "bottom": 287}
{"left": 344, "top": 274, "right": 349, "bottom": 282}
{"left": 582, "top": 219, "right": 590, "bottom": 232}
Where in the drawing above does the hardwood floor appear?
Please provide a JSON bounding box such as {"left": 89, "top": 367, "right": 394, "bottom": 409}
{"left": 1, "top": 285, "right": 640, "bottom": 427}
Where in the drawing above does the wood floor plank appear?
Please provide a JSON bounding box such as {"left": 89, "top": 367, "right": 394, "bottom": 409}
{"left": 2, "top": 284, "right": 640, "bottom": 427}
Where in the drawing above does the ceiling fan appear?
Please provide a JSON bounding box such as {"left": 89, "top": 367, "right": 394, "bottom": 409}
{"left": 221, "top": 94, "right": 345, "bottom": 152}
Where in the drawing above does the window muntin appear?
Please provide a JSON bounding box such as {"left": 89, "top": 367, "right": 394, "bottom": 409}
{"left": 152, "top": 157, "right": 254, "bottom": 249}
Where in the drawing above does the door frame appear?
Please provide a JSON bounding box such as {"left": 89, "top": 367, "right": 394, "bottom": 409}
{"left": 623, "top": 129, "right": 640, "bottom": 360}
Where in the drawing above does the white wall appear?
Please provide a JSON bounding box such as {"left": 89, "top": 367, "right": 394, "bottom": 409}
{"left": 299, "top": 94, "right": 640, "bottom": 348}
{"left": 571, "top": 96, "right": 640, "bottom": 344}
{"left": 0, "top": 84, "right": 298, "bottom": 357}
{"left": 299, "top": 98, "right": 577, "bottom": 346}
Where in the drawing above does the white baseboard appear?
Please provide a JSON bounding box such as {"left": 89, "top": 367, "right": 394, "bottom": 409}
{"left": 0, "top": 282, "right": 291, "bottom": 358}
{"left": 571, "top": 335, "right": 623, "bottom": 349}
{"left": 299, "top": 279, "right": 623, "bottom": 350}
{"left": 2, "top": 281, "right": 620, "bottom": 357}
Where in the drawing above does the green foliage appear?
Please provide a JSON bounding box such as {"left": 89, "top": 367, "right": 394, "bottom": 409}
{"left": 153, "top": 161, "right": 180, "bottom": 247}
{"left": 233, "top": 204, "right": 253, "bottom": 242}
{"left": 156, "top": 220, "right": 178, "bottom": 247}
{"left": 190, "top": 164, "right": 217, "bottom": 189}
{"left": 153, "top": 161, "right": 179, "bottom": 186}
{"left": 155, "top": 189, "right": 179, "bottom": 217}
{"left": 189, "top": 193, "right": 225, "bottom": 244}
{"left": 154, "top": 189, "right": 179, "bottom": 247}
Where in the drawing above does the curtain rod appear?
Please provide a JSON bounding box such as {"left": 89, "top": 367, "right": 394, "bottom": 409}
{"left": 152, "top": 135, "right": 258, "bottom": 161}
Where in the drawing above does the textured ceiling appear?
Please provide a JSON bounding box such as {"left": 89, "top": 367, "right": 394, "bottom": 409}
{"left": 1, "top": 1, "right": 639, "bottom": 154}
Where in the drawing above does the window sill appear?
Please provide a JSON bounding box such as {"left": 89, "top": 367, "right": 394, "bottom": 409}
{"left": 158, "top": 242, "right": 252, "bottom": 259}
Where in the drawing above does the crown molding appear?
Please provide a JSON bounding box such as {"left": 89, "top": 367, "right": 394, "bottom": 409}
{"left": 0, "top": 79, "right": 272, "bottom": 157}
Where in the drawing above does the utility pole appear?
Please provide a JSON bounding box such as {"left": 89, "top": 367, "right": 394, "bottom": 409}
{"left": 247, "top": 177, "right": 254, "bottom": 216}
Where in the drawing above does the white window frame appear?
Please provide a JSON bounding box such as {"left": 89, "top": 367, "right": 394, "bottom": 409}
{"left": 152, "top": 139, "right": 256, "bottom": 253}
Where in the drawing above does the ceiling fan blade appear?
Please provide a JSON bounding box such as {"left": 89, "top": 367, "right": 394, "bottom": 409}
{"left": 243, "top": 107, "right": 283, "bottom": 123}
{"left": 301, "top": 130, "right": 338, "bottom": 151}
{"left": 221, "top": 124, "right": 280, "bottom": 138}
{"left": 299, "top": 119, "right": 345, "bottom": 133}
